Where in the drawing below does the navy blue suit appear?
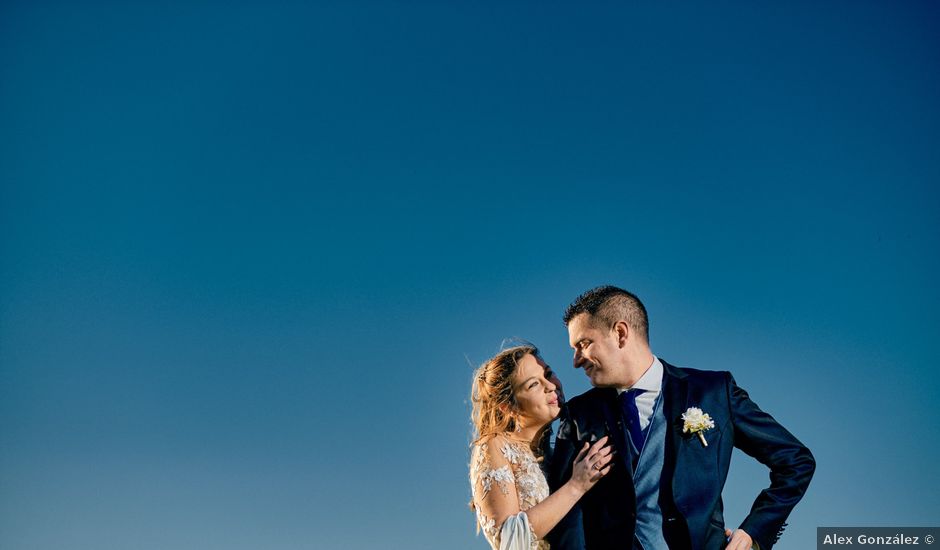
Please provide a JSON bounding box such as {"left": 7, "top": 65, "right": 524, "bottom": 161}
{"left": 546, "top": 360, "right": 815, "bottom": 550}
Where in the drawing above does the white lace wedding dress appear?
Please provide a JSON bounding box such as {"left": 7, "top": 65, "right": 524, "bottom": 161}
{"left": 469, "top": 434, "right": 551, "bottom": 550}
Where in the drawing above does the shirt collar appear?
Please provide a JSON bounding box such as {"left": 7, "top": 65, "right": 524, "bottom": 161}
{"left": 617, "top": 355, "right": 663, "bottom": 394}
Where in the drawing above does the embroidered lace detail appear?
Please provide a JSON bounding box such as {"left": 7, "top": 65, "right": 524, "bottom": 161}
{"left": 470, "top": 436, "right": 551, "bottom": 550}
{"left": 471, "top": 442, "right": 515, "bottom": 497}
{"left": 477, "top": 510, "right": 498, "bottom": 542}
{"left": 501, "top": 442, "right": 526, "bottom": 465}
{"left": 481, "top": 465, "right": 514, "bottom": 496}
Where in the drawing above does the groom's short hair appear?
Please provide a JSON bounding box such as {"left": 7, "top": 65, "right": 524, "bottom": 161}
{"left": 563, "top": 285, "right": 649, "bottom": 342}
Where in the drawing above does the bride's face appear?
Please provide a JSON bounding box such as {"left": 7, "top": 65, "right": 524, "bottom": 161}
{"left": 512, "top": 353, "right": 561, "bottom": 430}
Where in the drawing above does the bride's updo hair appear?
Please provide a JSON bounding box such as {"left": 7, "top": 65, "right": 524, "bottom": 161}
{"left": 470, "top": 344, "right": 538, "bottom": 444}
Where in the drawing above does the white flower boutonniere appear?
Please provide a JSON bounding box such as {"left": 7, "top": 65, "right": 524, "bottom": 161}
{"left": 682, "top": 407, "right": 715, "bottom": 447}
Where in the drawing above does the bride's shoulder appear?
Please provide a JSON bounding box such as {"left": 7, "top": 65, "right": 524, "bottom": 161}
{"left": 473, "top": 432, "right": 515, "bottom": 450}
{"left": 472, "top": 433, "right": 528, "bottom": 463}
{"left": 472, "top": 433, "right": 502, "bottom": 457}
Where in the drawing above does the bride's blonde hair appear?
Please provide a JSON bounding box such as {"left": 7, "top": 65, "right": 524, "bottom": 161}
{"left": 470, "top": 344, "right": 538, "bottom": 445}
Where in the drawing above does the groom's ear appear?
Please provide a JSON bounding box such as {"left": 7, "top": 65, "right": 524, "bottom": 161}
{"left": 614, "top": 321, "right": 630, "bottom": 348}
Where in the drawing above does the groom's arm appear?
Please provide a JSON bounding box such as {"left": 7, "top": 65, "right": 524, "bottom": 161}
{"left": 729, "top": 373, "right": 816, "bottom": 550}
{"left": 544, "top": 408, "right": 585, "bottom": 550}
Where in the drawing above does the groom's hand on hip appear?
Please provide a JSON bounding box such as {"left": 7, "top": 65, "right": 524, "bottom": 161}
{"left": 724, "top": 528, "right": 756, "bottom": 550}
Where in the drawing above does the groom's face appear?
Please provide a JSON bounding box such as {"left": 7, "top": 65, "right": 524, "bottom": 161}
{"left": 567, "top": 313, "right": 623, "bottom": 388}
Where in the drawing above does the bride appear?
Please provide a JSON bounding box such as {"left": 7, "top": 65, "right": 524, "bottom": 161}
{"left": 469, "top": 344, "right": 612, "bottom": 549}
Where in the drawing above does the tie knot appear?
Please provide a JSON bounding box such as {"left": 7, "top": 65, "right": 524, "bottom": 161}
{"left": 621, "top": 388, "right": 643, "bottom": 402}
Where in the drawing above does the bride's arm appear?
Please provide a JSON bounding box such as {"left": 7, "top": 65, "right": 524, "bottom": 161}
{"left": 523, "top": 437, "right": 611, "bottom": 539}
{"left": 472, "top": 435, "right": 612, "bottom": 544}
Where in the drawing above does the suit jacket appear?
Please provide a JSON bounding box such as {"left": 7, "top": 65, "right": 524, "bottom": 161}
{"left": 546, "top": 360, "right": 815, "bottom": 550}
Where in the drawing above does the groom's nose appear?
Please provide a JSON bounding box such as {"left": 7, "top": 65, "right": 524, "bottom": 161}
{"left": 573, "top": 349, "right": 585, "bottom": 369}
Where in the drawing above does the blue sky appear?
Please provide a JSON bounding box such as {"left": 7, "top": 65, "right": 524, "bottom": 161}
{"left": 1, "top": 2, "right": 938, "bottom": 549}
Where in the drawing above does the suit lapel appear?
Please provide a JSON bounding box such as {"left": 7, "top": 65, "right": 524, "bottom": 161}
{"left": 598, "top": 387, "right": 633, "bottom": 475}
{"left": 662, "top": 361, "right": 689, "bottom": 499}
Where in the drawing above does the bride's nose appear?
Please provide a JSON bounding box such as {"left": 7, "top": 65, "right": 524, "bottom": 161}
{"left": 545, "top": 380, "right": 556, "bottom": 392}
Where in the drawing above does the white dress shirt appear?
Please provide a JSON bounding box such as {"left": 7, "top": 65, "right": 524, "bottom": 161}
{"left": 616, "top": 356, "right": 664, "bottom": 431}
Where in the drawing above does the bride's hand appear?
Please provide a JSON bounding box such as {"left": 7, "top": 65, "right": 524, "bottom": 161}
{"left": 570, "top": 436, "right": 613, "bottom": 494}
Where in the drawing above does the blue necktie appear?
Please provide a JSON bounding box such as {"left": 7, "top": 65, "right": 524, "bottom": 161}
{"left": 620, "top": 389, "right": 646, "bottom": 454}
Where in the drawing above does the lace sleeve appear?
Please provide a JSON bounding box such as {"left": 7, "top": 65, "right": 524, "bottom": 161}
{"left": 470, "top": 436, "right": 522, "bottom": 548}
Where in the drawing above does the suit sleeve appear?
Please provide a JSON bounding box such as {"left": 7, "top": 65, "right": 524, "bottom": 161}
{"left": 729, "top": 373, "right": 816, "bottom": 550}
{"left": 543, "top": 409, "right": 586, "bottom": 550}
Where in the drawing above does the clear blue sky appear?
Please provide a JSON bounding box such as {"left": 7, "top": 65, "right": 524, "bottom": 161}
{"left": 2, "top": 2, "right": 938, "bottom": 549}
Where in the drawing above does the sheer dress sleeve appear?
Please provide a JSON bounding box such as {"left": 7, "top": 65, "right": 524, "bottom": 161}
{"left": 470, "top": 436, "right": 539, "bottom": 550}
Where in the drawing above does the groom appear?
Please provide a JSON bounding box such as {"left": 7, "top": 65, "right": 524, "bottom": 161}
{"left": 546, "top": 286, "right": 815, "bottom": 550}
